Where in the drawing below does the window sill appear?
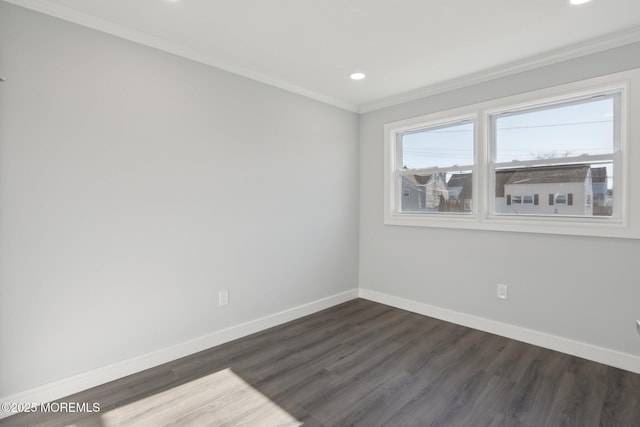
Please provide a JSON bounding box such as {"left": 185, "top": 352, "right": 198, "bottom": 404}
{"left": 385, "top": 212, "right": 634, "bottom": 239}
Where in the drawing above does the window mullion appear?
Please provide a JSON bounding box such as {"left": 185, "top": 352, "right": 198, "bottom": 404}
{"left": 476, "top": 112, "right": 487, "bottom": 221}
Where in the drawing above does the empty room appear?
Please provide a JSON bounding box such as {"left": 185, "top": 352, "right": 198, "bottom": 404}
{"left": 1, "top": 0, "right": 640, "bottom": 425}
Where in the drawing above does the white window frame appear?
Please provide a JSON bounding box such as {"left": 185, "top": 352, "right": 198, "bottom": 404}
{"left": 384, "top": 68, "right": 640, "bottom": 239}
{"left": 385, "top": 112, "right": 480, "bottom": 228}
{"left": 487, "top": 88, "right": 621, "bottom": 221}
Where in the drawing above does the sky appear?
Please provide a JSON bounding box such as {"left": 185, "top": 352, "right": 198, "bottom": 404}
{"left": 495, "top": 97, "right": 613, "bottom": 163}
{"left": 401, "top": 97, "right": 615, "bottom": 169}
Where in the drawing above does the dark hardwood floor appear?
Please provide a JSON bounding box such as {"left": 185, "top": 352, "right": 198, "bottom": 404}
{"left": 2, "top": 298, "right": 639, "bottom": 426}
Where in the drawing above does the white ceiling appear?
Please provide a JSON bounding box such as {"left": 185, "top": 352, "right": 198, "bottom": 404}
{"left": 8, "top": 0, "right": 640, "bottom": 112}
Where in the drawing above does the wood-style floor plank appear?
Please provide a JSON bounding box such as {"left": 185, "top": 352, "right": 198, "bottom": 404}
{"left": 2, "top": 298, "right": 639, "bottom": 426}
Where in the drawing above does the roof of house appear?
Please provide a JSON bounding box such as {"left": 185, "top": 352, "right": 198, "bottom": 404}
{"left": 412, "top": 174, "right": 432, "bottom": 185}
{"left": 407, "top": 165, "right": 597, "bottom": 198}
{"left": 447, "top": 173, "right": 472, "bottom": 199}
{"left": 495, "top": 170, "right": 514, "bottom": 197}
{"left": 504, "top": 165, "right": 590, "bottom": 185}
{"left": 401, "top": 174, "right": 433, "bottom": 186}
{"left": 402, "top": 173, "right": 450, "bottom": 186}
{"left": 591, "top": 167, "right": 607, "bottom": 184}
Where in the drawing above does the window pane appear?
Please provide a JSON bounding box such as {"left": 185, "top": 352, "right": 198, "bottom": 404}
{"left": 591, "top": 164, "right": 614, "bottom": 216}
{"left": 495, "top": 163, "right": 613, "bottom": 217}
{"left": 401, "top": 122, "right": 473, "bottom": 169}
{"left": 495, "top": 98, "right": 614, "bottom": 163}
{"left": 402, "top": 170, "right": 473, "bottom": 213}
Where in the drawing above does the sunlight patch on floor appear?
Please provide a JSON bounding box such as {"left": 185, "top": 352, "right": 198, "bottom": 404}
{"left": 99, "top": 368, "right": 301, "bottom": 426}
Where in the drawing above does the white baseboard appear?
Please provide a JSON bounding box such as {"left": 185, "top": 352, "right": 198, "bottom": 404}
{"left": 4, "top": 286, "right": 639, "bottom": 420}
{"left": 0, "top": 289, "right": 359, "bottom": 419}
{"left": 359, "top": 288, "right": 640, "bottom": 374}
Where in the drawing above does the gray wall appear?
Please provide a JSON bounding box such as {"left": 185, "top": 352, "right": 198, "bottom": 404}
{"left": 360, "top": 43, "right": 640, "bottom": 358}
{"left": 3, "top": 0, "right": 640, "bottom": 401}
{"left": 0, "top": 2, "right": 359, "bottom": 396}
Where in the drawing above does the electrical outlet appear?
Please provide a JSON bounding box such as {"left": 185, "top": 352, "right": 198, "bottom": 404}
{"left": 636, "top": 320, "right": 640, "bottom": 337}
{"left": 219, "top": 290, "right": 229, "bottom": 306}
{"left": 497, "top": 283, "right": 508, "bottom": 300}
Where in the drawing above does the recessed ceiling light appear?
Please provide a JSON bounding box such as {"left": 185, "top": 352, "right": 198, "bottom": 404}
{"left": 350, "top": 72, "right": 366, "bottom": 81}
{"left": 569, "top": 0, "right": 592, "bottom": 5}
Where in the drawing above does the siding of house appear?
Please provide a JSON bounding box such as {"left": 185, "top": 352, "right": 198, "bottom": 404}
{"left": 501, "top": 181, "right": 593, "bottom": 215}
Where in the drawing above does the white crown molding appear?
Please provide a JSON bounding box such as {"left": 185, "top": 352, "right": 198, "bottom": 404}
{"left": 358, "top": 25, "right": 640, "bottom": 113}
{"left": 0, "top": 288, "right": 359, "bottom": 419}
{"left": 3, "top": 0, "right": 359, "bottom": 112}
{"left": 359, "top": 288, "right": 640, "bottom": 375}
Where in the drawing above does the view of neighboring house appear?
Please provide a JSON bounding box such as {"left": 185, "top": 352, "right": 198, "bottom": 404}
{"left": 497, "top": 164, "right": 594, "bottom": 215}
{"left": 401, "top": 174, "right": 448, "bottom": 211}
{"left": 402, "top": 164, "right": 610, "bottom": 216}
{"left": 591, "top": 167, "right": 613, "bottom": 216}
{"left": 446, "top": 173, "right": 473, "bottom": 212}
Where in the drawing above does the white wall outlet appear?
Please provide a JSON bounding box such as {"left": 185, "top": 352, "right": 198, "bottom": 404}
{"left": 636, "top": 320, "right": 640, "bottom": 336}
{"left": 497, "top": 283, "right": 508, "bottom": 300}
{"left": 219, "top": 290, "right": 229, "bottom": 306}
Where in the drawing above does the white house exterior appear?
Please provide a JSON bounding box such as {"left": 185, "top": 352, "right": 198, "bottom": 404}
{"left": 401, "top": 173, "right": 449, "bottom": 212}
{"left": 496, "top": 165, "right": 594, "bottom": 216}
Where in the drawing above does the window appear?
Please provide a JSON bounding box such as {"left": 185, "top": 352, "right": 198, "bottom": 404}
{"left": 490, "top": 93, "right": 617, "bottom": 218}
{"left": 551, "top": 194, "right": 569, "bottom": 205}
{"left": 397, "top": 119, "right": 475, "bottom": 214}
{"left": 384, "top": 69, "right": 637, "bottom": 238}
{"left": 507, "top": 194, "right": 537, "bottom": 205}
